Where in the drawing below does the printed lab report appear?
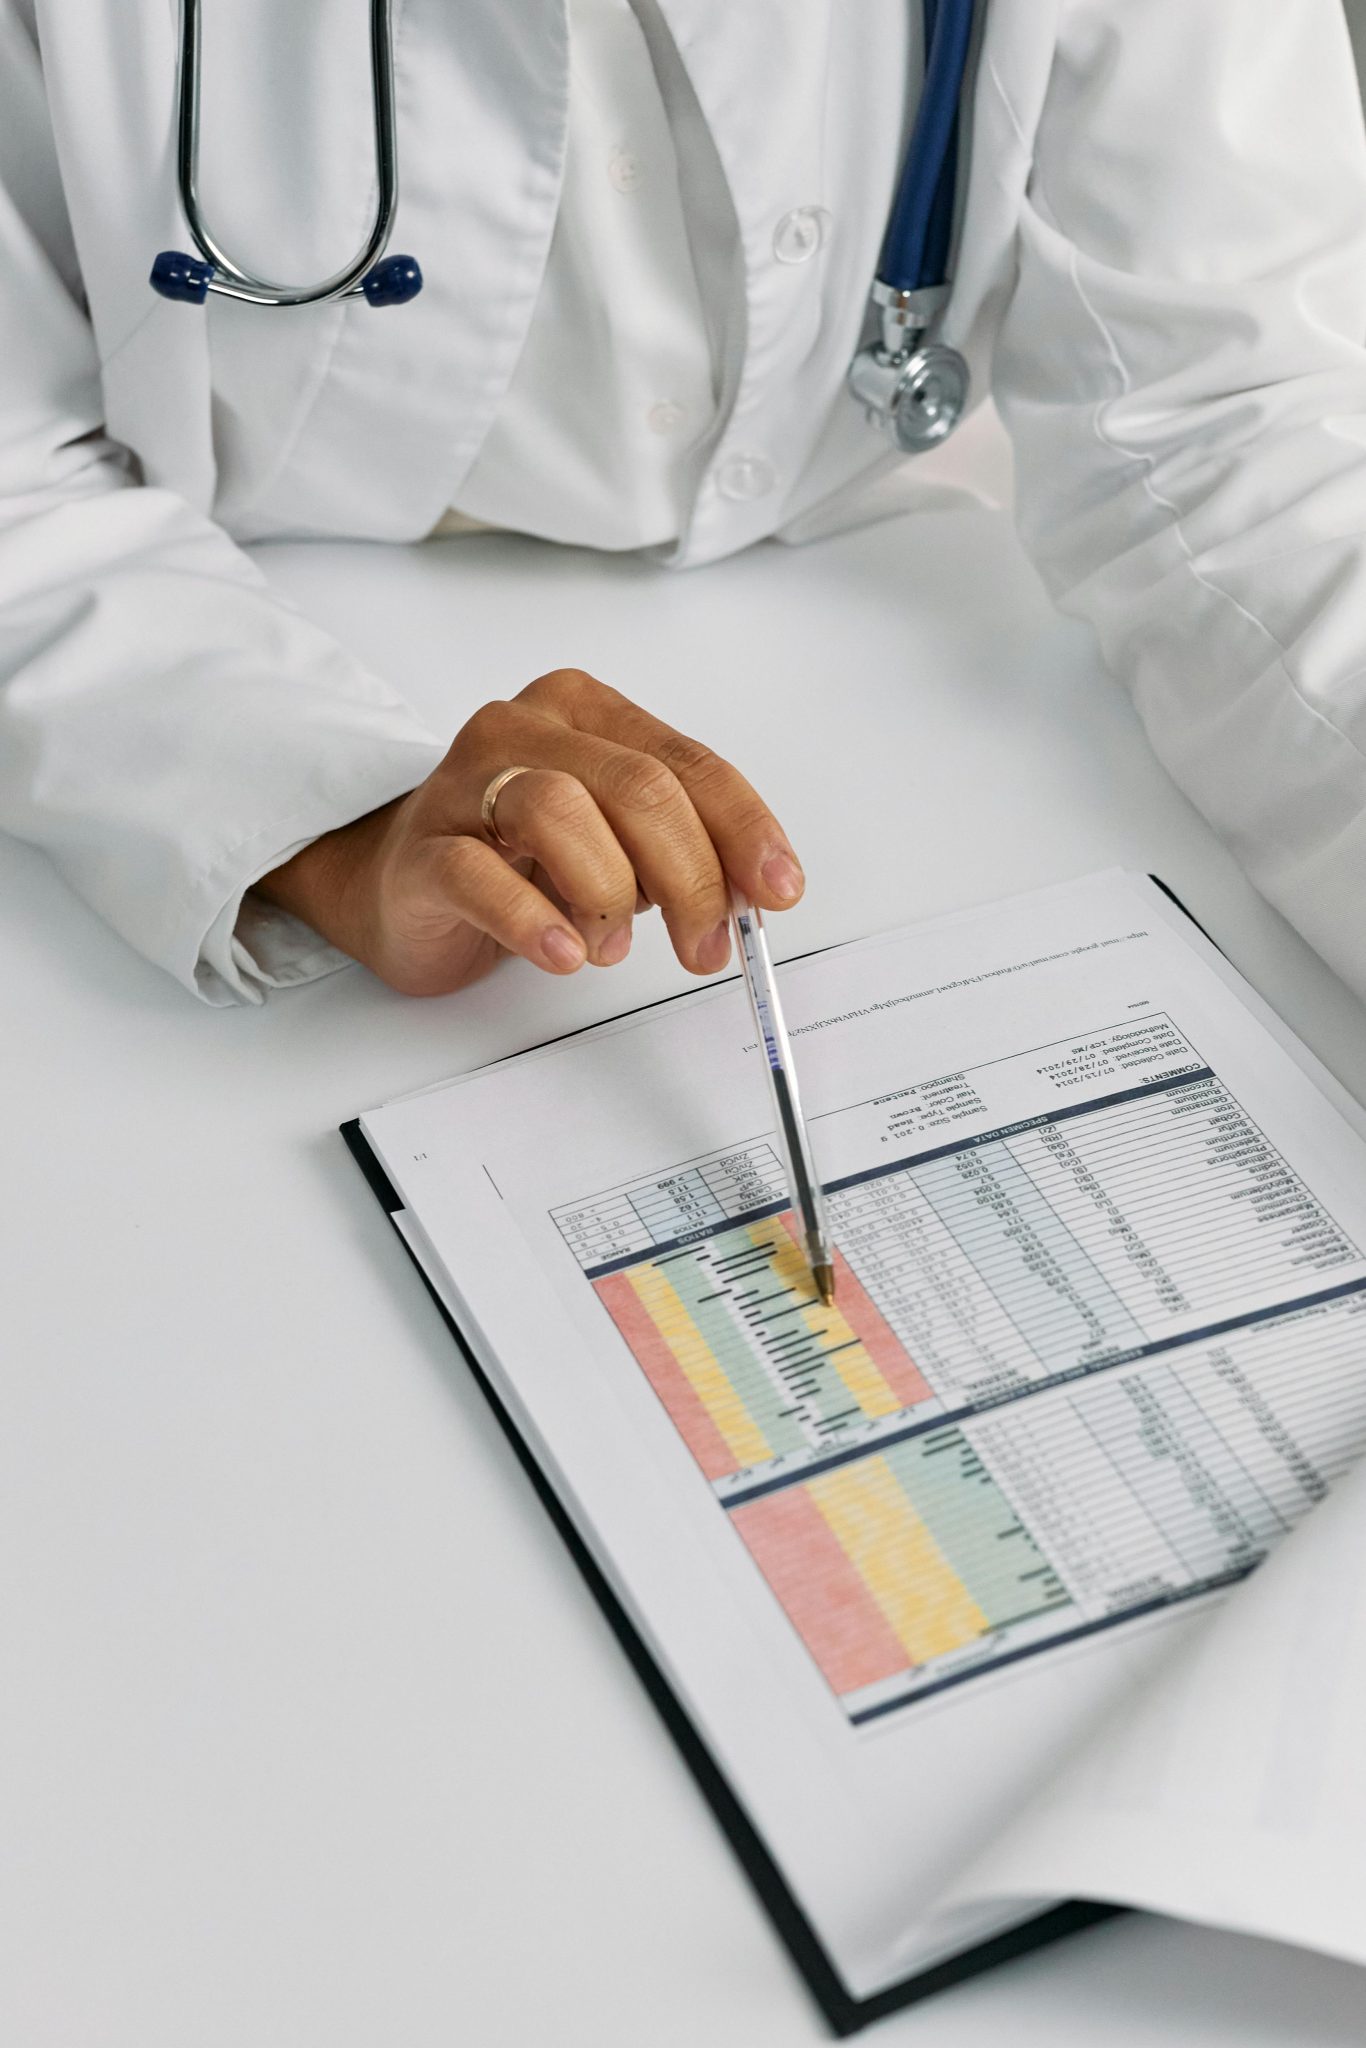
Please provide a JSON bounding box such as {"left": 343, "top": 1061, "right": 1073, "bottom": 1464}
{"left": 354, "top": 872, "right": 1366, "bottom": 2013}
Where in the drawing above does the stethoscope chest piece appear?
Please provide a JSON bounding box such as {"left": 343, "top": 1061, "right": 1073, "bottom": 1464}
{"left": 849, "top": 336, "right": 970, "bottom": 455}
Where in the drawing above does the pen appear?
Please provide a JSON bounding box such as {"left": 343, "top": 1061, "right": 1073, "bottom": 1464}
{"left": 730, "top": 888, "right": 836, "bottom": 1307}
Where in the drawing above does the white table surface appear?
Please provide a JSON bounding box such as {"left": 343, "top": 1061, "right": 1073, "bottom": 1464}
{"left": 5, "top": 492, "right": 1366, "bottom": 2048}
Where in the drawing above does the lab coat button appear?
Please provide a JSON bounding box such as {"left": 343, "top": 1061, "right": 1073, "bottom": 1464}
{"left": 716, "top": 452, "right": 777, "bottom": 501}
{"left": 772, "top": 207, "right": 828, "bottom": 264}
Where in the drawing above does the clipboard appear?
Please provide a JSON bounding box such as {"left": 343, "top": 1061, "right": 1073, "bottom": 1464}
{"left": 335, "top": 876, "right": 1214, "bottom": 2029}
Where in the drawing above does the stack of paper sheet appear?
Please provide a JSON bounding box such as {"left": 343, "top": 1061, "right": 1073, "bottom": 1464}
{"left": 349, "top": 871, "right": 1366, "bottom": 2028}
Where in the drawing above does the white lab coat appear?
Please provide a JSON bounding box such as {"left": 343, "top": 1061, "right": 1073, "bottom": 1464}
{"left": 3, "top": 0, "right": 1366, "bottom": 1003}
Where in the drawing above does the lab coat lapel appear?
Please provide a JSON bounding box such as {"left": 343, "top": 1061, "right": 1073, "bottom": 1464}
{"left": 223, "top": 0, "right": 572, "bottom": 542}
{"left": 654, "top": 0, "right": 916, "bottom": 562}
{"left": 648, "top": 0, "right": 839, "bottom": 387}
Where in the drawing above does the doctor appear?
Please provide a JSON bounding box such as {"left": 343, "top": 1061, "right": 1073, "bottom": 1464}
{"left": 3, "top": 1, "right": 1366, "bottom": 1007}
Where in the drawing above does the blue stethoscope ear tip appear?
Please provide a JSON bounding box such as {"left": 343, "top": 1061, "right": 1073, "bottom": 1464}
{"left": 149, "top": 248, "right": 424, "bottom": 308}
{"left": 361, "top": 254, "right": 423, "bottom": 307}
{"left": 150, "top": 250, "right": 214, "bottom": 302}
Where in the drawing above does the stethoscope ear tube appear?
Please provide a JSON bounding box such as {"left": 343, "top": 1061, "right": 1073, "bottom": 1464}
{"left": 150, "top": 0, "right": 423, "bottom": 308}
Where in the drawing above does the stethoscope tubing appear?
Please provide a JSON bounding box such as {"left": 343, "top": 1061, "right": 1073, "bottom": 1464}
{"left": 877, "top": 0, "right": 975, "bottom": 294}
{"left": 174, "top": 0, "right": 400, "bottom": 305}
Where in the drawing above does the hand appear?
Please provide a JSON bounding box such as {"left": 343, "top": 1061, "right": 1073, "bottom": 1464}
{"left": 254, "top": 668, "right": 805, "bottom": 996}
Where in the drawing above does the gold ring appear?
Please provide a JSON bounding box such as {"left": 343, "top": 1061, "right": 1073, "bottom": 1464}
{"left": 480, "top": 765, "right": 534, "bottom": 850}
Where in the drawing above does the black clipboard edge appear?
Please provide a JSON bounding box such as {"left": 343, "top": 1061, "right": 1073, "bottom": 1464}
{"left": 1148, "top": 874, "right": 1217, "bottom": 948}
{"left": 338, "top": 873, "right": 1219, "bottom": 2031}
{"left": 341, "top": 1115, "right": 1120, "bottom": 2033}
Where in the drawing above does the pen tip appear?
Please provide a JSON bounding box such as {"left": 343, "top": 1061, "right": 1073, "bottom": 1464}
{"left": 814, "top": 1262, "right": 836, "bottom": 1308}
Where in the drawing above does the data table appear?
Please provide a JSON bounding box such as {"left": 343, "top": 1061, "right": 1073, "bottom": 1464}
{"left": 555, "top": 1018, "right": 1366, "bottom": 1720}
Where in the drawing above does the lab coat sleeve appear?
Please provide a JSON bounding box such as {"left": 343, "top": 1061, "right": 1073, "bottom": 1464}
{"left": 991, "top": 0, "right": 1366, "bottom": 1001}
{"left": 0, "top": 6, "right": 444, "bottom": 1004}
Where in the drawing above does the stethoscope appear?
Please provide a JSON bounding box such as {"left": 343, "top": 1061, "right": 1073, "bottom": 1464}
{"left": 150, "top": 0, "right": 973, "bottom": 451}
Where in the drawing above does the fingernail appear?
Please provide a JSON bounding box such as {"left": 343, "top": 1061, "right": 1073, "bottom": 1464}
{"left": 761, "top": 852, "right": 804, "bottom": 904}
{"left": 542, "top": 926, "right": 586, "bottom": 971}
{"left": 596, "top": 922, "right": 632, "bottom": 966}
{"left": 697, "top": 920, "right": 731, "bottom": 973}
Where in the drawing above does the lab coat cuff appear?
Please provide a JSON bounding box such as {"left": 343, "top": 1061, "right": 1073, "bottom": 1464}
{"left": 182, "top": 741, "right": 446, "bottom": 1006}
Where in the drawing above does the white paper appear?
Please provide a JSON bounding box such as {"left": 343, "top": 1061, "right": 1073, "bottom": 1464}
{"left": 359, "top": 872, "right": 1366, "bottom": 1999}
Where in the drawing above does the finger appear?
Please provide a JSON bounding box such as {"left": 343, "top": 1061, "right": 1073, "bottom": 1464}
{"left": 415, "top": 834, "right": 588, "bottom": 975}
{"left": 530, "top": 735, "right": 731, "bottom": 974}
{"left": 541, "top": 673, "right": 805, "bottom": 913}
{"left": 441, "top": 704, "right": 731, "bottom": 973}
{"left": 486, "top": 768, "right": 640, "bottom": 966}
